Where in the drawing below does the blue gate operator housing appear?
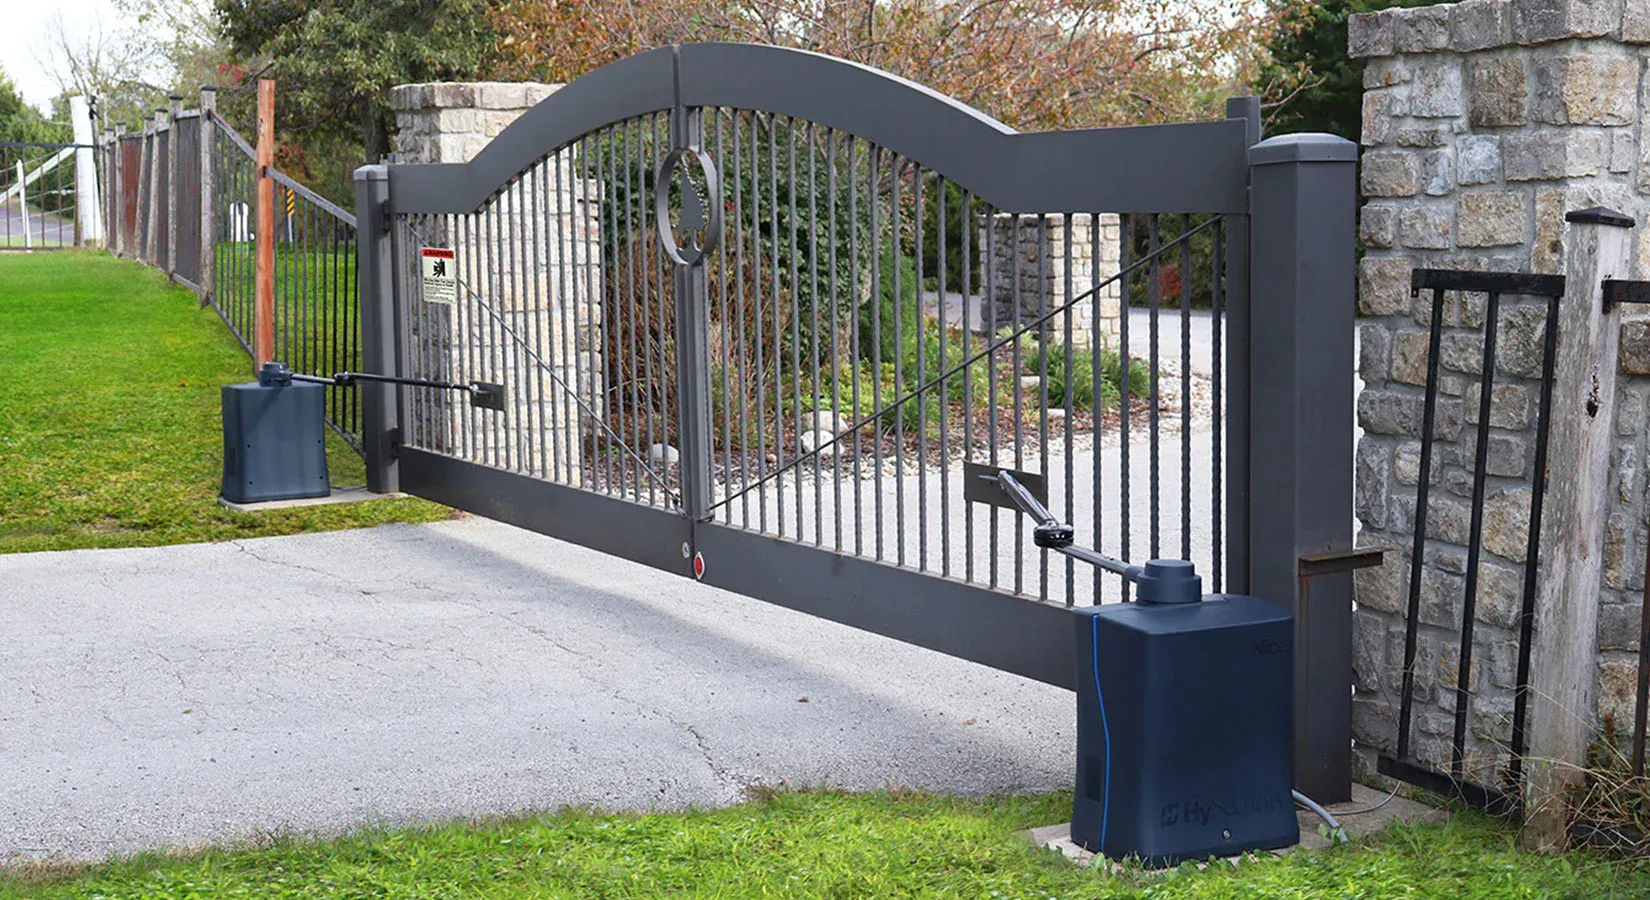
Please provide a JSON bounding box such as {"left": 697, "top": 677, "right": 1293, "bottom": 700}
{"left": 221, "top": 362, "right": 330, "bottom": 504}
{"left": 1073, "top": 574, "right": 1297, "bottom": 864}
{"left": 986, "top": 469, "right": 1298, "bottom": 865}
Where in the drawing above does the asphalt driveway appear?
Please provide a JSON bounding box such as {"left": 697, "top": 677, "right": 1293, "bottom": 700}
{"left": 0, "top": 517, "right": 1074, "bottom": 863}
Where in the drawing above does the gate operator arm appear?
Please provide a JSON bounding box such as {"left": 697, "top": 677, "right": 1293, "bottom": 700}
{"left": 262, "top": 362, "right": 506, "bottom": 411}
{"left": 984, "top": 468, "right": 1201, "bottom": 605}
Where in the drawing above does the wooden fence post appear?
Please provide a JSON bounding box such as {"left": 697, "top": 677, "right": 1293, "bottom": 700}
{"left": 1522, "top": 207, "right": 1636, "bottom": 851}
{"left": 141, "top": 113, "right": 156, "bottom": 264}
{"left": 166, "top": 93, "right": 182, "bottom": 277}
{"left": 254, "top": 79, "right": 275, "bottom": 368}
{"left": 199, "top": 85, "right": 217, "bottom": 309}
{"left": 109, "top": 127, "right": 123, "bottom": 257}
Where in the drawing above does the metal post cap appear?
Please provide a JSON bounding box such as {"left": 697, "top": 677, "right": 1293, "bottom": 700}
{"left": 1247, "top": 133, "right": 1358, "bottom": 166}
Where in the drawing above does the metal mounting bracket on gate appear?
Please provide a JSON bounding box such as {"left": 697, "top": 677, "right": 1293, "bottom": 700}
{"left": 976, "top": 466, "right": 1203, "bottom": 604}
{"left": 275, "top": 364, "right": 506, "bottom": 411}
{"left": 1601, "top": 279, "right": 1650, "bottom": 313}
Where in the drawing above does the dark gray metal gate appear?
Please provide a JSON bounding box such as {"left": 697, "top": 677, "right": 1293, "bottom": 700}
{"left": 357, "top": 44, "right": 1360, "bottom": 800}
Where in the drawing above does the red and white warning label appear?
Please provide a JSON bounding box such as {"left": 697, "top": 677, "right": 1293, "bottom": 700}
{"left": 421, "top": 247, "right": 456, "bottom": 303}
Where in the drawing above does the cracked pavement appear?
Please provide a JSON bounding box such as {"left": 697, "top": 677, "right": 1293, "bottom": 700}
{"left": 0, "top": 517, "right": 1073, "bottom": 862}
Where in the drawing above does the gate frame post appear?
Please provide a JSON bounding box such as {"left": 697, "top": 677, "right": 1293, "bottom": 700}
{"left": 1224, "top": 96, "right": 1261, "bottom": 595}
{"left": 355, "top": 163, "right": 400, "bottom": 494}
{"left": 670, "top": 102, "right": 714, "bottom": 522}
{"left": 1247, "top": 132, "right": 1360, "bottom": 803}
{"left": 199, "top": 85, "right": 217, "bottom": 308}
{"left": 166, "top": 93, "right": 182, "bottom": 277}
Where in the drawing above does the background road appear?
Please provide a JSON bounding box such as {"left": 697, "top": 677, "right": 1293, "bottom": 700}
{"left": 0, "top": 517, "right": 1074, "bottom": 863}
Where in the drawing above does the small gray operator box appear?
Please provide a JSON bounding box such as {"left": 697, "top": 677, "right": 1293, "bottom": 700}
{"left": 221, "top": 377, "right": 330, "bottom": 504}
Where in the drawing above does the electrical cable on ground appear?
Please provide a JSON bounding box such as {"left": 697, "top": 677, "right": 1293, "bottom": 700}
{"left": 1292, "top": 790, "right": 1350, "bottom": 845}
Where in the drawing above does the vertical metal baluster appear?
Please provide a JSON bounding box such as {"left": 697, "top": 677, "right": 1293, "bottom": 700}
{"left": 827, "top": 129, "right": 843, "bottom": 551}
{"left": 715, "top": 110, "right": 733, "bottom": 523}
{"left": 1119, "top": 214, "right": 1133, "bottom": 601}
{"left": 1148, "top": 215, "right": 1160, "bottom": 560}
{"left": 733, "top": 112, "right": 752, "bottom": 529}
{"left": 1181, "top": 214, "right": 1193, "bottom": 563}
{"left": 937, "top": 176, "right": 951, "bottom": 577}
{"left": 620, "top": 119, "right": 640, "bottom": 499}
{"left": 492, "top": 194, "right": 508, "bottom": 470}
{"left": 1452, "top": 290, "right": 1503, "bottom": 778}
{"left": 532, "top": 161, "right": 549, "bottom": 478}
{"left": 1011, "top": 212, "right": 1024, "bottom": 594}
{"left": 660, "top": 114, "right": 680, "bottom": 506}
{"left": 1091, "top": 212, "right": 1103, "bottom": 604}
{"left": 1397, "top": 285, "right": 1448, "bottom": 762}
{"left": 849, "top": 137, "right": 863, "bottom": 555}
{"left": 893, "top": 156, "right": 906, "bottom": 567}
{"left": 807, "top": 122, "right": 823, "bottom": 546}
{"left": 870, "top": 145, "right": 884, "bottom": 560}
{"left": 985, "top": 202, "right": 999, "bottom": 589}
{"left": 570, "top": 139, "right": 589, "bottom": 489}
{"left": 641, "top": 121, "right": 660, "bottom": 503}
{"left": 752, "top": 114, "right": 769, "bottom": 534}
{"left": 1510, "top": 290, "right": 1563, "bottom": 780}
{"left": 788, "top": 118, "right": 804, "bottom": 540}
{"left": 462, "top": 211, "right": 477, "bottom": 463}
{"left": 962, "top": 190, "right": 975, "bottom": 585}
{"left": 1037, "top": 212, "right": 1050, "bottom": 600}
{"left": 914, "top": 165, "right": 928, "bottom": 571}
{"left": 771, "top": 117, "right": 785, "bottom": 536}
{"left": 551, "top": 151, "right": 570, "bottom": 482}
{"left": 1212, "top": 217, "right": 1225, "bottom": 593}
{"left": 1064, "top": 217, "right": 1075, "bottom": 605}
{"left": 540, "top": 162, "right": 558, "bottom": 480}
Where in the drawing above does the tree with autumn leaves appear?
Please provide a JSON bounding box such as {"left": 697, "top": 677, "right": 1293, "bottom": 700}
{"left": 208, "top": 0, "right": 1372, "bottom": 201}
{"left": 491, "top": 0, "right": 1277, "bottom": 132}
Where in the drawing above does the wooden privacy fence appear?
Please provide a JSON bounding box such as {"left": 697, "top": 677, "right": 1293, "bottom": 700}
{"left": 97, "top": 83, "right": 364, "bottom": 454}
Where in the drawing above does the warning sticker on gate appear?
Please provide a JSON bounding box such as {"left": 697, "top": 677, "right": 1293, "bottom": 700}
{"left": 421, "top": 247, "right": 457, "bottom": 303}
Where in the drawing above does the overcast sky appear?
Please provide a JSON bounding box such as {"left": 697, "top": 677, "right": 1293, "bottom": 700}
{"left": 0, "top": 0, "right": 129, "bottom": 113}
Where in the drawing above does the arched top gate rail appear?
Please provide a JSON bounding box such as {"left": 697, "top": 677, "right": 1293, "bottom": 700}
{"left": 385, "top": 43, "right": 1251, "bottom": 217}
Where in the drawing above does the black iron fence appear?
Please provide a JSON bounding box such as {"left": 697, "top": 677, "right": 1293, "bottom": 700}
{"left": 98, "top": 90, "right": 364, "bottom": 454}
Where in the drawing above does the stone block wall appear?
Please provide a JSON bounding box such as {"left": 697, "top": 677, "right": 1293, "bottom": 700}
{"left": 390, "top": 82, "right": 604, "bottom": 485}
{"left": 1351, "top": 0, "right": 1650, "bottom": 781}
{"left": 986, "top": 213, "right": 1122, "bottom": 345}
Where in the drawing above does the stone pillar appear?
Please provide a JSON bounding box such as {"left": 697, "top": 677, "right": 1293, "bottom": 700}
{"left": 389, "top": 82, "right": 603, "bottom": 486}
{"left": 1349, "top": 0, "right": 1650, "bottom": 784}
{"left": 986, "top": 213, "right": 1121, "bottom": 346}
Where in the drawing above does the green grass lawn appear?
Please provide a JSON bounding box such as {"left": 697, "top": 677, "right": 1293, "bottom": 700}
{"left": 3, "top": 789, "right": 1648, "bottom": 898}
{"left": 0, "top": 251, "right": 448, "bottom": 553}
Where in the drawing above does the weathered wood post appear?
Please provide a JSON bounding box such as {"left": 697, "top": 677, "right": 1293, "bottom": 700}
{"left": 199, "top": 85, "right": 217, "bottom": 308}
{"left": 166, "top": 93, "right": 182, "bottom": 276}
{"left": 141, "top": 113, "right": 156, "bottom": 264}
{"left": 254, "top": 79, "right": 276, "bottom": 367}
{"left": 1522, "top": 207, "right": 1635, "bottom": 851}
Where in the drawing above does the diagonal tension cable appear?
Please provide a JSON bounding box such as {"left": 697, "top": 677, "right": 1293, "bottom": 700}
{"left": 710, "top": 215, "right": 1222, "bottom": 512}
{"left": 402, "top": 217, "right": 684, "bottom": 505}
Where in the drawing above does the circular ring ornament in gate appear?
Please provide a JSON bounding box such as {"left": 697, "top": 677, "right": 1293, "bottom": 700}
{"left": 655, "top": 146, "right": 722, "bottom": 267}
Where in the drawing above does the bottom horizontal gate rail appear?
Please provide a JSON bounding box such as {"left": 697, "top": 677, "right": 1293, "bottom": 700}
{"left": 358, "top": 44, "right": 1360, "bottom": 800}
{"left": 1375, "top": 267, "right": 1568, "bottom": 816}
